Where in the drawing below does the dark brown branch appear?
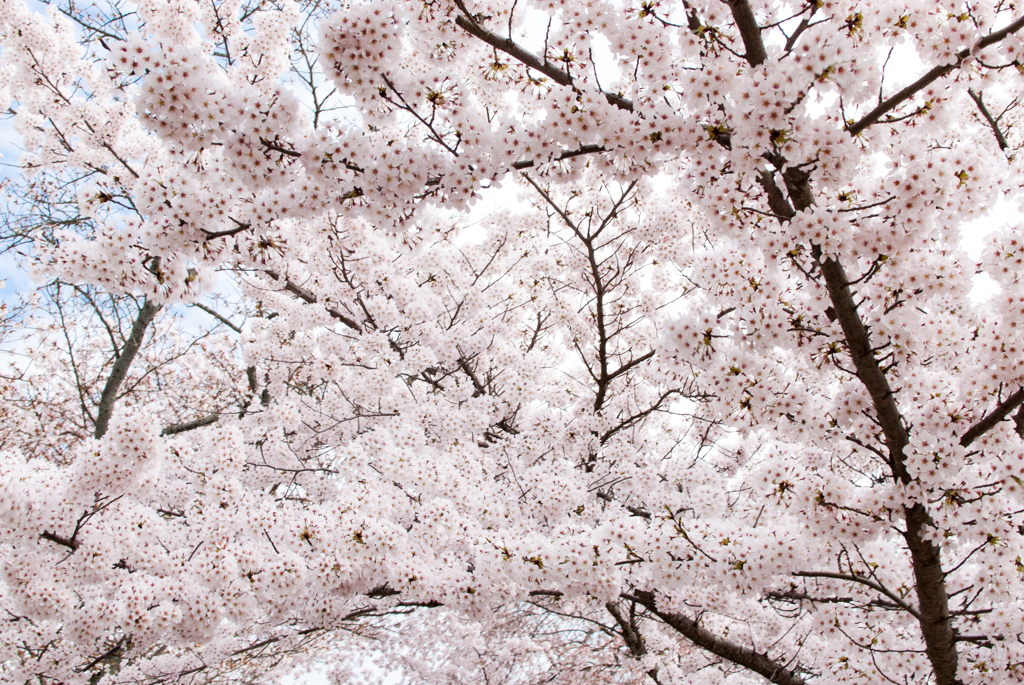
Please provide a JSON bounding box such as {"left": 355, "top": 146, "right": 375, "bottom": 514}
{"left": 94, "top": 299, "right": 161, "bottom": 439}
{"left": 626, "top": 591, "right": 808, "bottom": 685}
{"left": 203, "top": 220, "right": 252, "bottom": 241}
{"left": 98, "top": 142, "right": 140, "bottom": 179}
{"left": 814, "top": 242, "right": 960, "bottom": 685}
{"left": 903, "top": 504, "right": 960, "bottom": 685}
{"left": 606, "top": 349, "right": 657, "bottom": 383}
{"left": 820, "top": 259, "right": 961, "bottom": 683}
{"left": 39, "top": 497, "right": 122, "bottom": 554}
{"left": 266, "top": 271, "right": 362, "bottom": 333}
{"left": 606, "top": 601, "right": 646, "bottom": 656}
{"left": 512, "top": 144, "right": 608, "bottom": 170}
{"left": 595, "top": 491, "right": 651, "bottom": 519}
{"left": 761, "top": 162, "right": 962, "bottom": 685}
{"left": 77, "top": 637, "right": 127, "bottom": 674}
{"left": 725, "top": 0, "right": 767, "bottom": 67}
{"left": 959, "top": 386, "right": 1024, "bottom": 446}
{"left": 40, "top": 530, "right": 79, "bottom": 550}
{"left": 783, "top": 15, "right": 814, "bottom": 53}
{"left": 848, "top": 15, "right": 1024, "bottom": 137}
{"left": 794, "top": 571, "right": 921, "bottom": 620}
{"left": 162, "top": 413, "right": 220, "bottom": 436}
{"left": 454, "top": 14, "right": 633, "bottom": 111}
{"left": 757, "top": 170, "right": 796, "bottom": 220}
{"left": 606, "top": 601, "right": 661, "bottom": 683}
{"left": 600, "top": 388, "right": 688, "bottom": 445}
{"left": 767, "top": 589, "right": 855, "bottom": 605}
{"left": 764, "top": 168, "right": 911, "bottom": 480}
{"left": 817, "top": 256, "right": 910, "bottom": 478}
{"left": 260, "top": 138, "right": 302, "bottom": 158}
{"left": 453, "top": 14, "right": 568, "bottom": 86}
{"left": 457, "top": 357, "right": 487, "bottom": 397}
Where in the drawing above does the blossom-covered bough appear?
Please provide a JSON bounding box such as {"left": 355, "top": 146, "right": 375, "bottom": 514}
{"left": 2, "top": 0, "right": 1024, "bottom": 682}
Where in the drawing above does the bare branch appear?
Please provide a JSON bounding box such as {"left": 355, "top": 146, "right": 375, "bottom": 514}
{"left": 192, "top": 302, "right": 243, "bottom": 333}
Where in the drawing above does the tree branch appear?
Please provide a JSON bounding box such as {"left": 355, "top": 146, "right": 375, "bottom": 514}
{"left": 625, "top": 591, "right": 808, "bottom": 685}
{"left": 94, "top": 299, "right": 161, "bottom": 439}
{"left": 453, "top": 14, "right": 633, "bottom": 111}
{"left": 968, "top": 89, "right": 1010, "bottom": 150}
{"left": 959, "top": 386, "right": 1024, "bottom": 446}
{"left": 760, "top": 161, "right": 962, "bottom": 685}
{"left": 40, "top": 529, "right": 79, "bottom": 550}
{"left": 848, "top": 15, "right": 1024, "bottom": 137}
{"left": 794, "top": 571, "right": 921, "bottom": 620}
{"left": 512, "top": 144, "right": 608, "bottom": 170}
{"left": 192, "top": 302, "right": 243, "bottom": 333}
{"left": 162, "top": 413, "right": 220, "bottom": 436}
{"left": 266, "top": 271, "right": 362, "bottom": 332}
{"left": 595, "top": 490, "right": 651, "bottom": 519}
{"left": 725, "top": 0, "right": 767, "bottom": 67}
{"left": 606, "top": 601, "right": 661, "bottom": 683}
{"left": 817, "top": 256, "right": 910, "bottom": 478}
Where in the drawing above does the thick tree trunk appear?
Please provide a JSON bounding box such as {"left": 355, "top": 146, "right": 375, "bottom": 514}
{"left": 782, "top": 175, "right": 961, "bottom": 685}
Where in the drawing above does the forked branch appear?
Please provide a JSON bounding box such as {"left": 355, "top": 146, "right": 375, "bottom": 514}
{"left": 626, "top": 591, "right": 808, "bottom": 685}
{"left": 848, "top": 15, "right": 1024, "bottom": 136}
{"left": 758, "top": 164, "right": 961, "bottom": 685}
{"left": 453, "top": 12, "right": 634, "bottom": 111}
{"left": 968, "top": 88, "right": 1010, "bottom": 151}
{"left": 606, "top": 601, "right": 662, "bottom": 683}
{"left": 266, "top": 271, "right": 362, "bottom": 333}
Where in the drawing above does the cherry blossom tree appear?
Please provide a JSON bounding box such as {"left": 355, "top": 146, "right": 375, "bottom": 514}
{"left": 3, "top": 0, "right": 1024, "bottom": 683}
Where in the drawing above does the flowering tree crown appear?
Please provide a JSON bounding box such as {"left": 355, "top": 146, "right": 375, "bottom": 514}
{"left": 2, "top": 0, "right": 1024, "bottom": 683}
